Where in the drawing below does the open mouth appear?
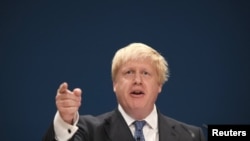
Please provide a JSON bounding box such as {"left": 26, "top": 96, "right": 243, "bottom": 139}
{"left": 130, "top": 90, "right": 145, "bottom": 95}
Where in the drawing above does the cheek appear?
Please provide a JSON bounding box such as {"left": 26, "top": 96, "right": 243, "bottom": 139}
{"left": 152, "top": 82, "right": 162, "bottom": 93}
{"left": 148, "top": 84, "right": 162, "bottom": 98}
{"left": 113, "top": 81, "right": 126, "bottom": 96}
{"left": 113, "top": 80, "right": 122, "bottom": 93}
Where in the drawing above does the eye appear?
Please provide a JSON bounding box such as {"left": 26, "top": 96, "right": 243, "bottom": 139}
{"left": 125, "top": 70, "right": 133, "bottom": 74}
{"left": 143, "top": 71, "right": 149, "bottom": 75}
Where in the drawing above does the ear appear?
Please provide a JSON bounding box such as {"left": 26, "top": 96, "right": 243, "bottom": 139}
{"left": 158, "top": 84, "right": 162, "bottom": 93}
{"left": 113, "top": 82, "right": 117, "bottom": 92}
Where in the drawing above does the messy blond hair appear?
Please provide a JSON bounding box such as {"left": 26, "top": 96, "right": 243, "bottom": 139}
{"left": 111, "top": 42, "right": 169, "bottom": 84}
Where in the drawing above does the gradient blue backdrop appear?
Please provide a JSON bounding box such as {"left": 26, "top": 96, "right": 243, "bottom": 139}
{"left": 1, "top": 1, "right": 249, "bottom": 140}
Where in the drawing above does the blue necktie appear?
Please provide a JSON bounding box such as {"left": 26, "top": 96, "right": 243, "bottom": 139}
{"left": 133, "top": 120, "right": 146, "bottom": 141}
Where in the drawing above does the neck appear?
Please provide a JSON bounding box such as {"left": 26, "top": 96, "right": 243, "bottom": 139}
{"left": 125, "top": 106, "right": 154, "bottom": 120}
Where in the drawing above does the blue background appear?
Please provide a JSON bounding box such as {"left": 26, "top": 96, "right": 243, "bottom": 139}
{"left": 1, "top": 0, "right": 249, "bottom": 140}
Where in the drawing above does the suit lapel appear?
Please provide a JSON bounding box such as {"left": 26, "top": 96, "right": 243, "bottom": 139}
{"left": 158, "top": 111, "right": 179, "bottom": 141}
{"left": 102, "top": 109, "right": 181, "bottom": 141}
{"left": 103, "top": 109, "right": 135, "bottom": 141}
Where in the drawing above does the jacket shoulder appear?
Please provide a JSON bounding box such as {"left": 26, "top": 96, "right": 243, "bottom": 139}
{"left": 159, "top": 113, "right": 206, "bottom": 141}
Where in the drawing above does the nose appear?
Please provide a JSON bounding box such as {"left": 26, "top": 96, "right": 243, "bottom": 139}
{"left": 134, "top": 73, "right": 142, "bottom": 85}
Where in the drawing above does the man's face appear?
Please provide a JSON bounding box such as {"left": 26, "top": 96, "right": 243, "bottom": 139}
{"left": 113, "top": 58, "right": 162, "bottom": 116}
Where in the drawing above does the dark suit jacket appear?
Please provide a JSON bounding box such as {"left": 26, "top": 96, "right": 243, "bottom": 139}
{"left": 43, "top": 109, "right": 206, "bottom": 141}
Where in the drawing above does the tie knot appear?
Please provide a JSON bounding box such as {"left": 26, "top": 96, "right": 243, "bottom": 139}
{"left": 134, "top": 120, "right": 146, "bottom": 131}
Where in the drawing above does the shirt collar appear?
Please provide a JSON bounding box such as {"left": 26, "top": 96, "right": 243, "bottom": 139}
{"left": 118, "top": 104, "right": 158, "bottom": 130}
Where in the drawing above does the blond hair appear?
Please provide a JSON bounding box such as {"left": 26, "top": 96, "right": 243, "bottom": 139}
{"left": 111, "top": 42, "right": 169, "bottom": 84}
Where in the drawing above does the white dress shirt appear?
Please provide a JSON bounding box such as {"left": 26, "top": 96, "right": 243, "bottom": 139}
{"left": 54, "top": 105, "right": 159, "bottom": 141}
{"left": 118, "top": 104, "right": 159, "bottom": 141}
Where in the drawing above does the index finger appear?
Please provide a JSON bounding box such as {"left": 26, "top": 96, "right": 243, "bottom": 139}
{"left": 58, "top": 82, "right": 68, "bottom": 94}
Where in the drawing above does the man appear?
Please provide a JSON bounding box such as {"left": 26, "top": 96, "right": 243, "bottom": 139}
{"left": 43, "top": 43, "right": 206, "bottom": 141}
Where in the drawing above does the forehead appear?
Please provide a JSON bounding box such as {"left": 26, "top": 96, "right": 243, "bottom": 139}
{"left": 121, "top": 58, "right": 155, "bottom": 69}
